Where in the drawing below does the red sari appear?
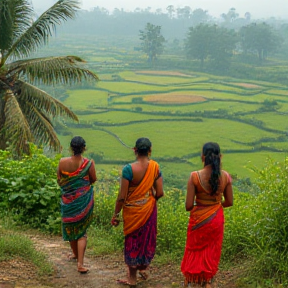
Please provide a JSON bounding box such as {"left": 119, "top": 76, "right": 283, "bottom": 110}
{"left": 181, "top": 170, "right": 231, "bottom": 285}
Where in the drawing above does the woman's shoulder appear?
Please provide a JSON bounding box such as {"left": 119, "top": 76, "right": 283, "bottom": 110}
{"left": 221, "top": 170, "right": 232, "bottom": 183}
{"left": 122, "top": 164, "right": 133, "bottom": 181}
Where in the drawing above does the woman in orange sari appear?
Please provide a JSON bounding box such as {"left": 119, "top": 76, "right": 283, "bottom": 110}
{"left": 111, "top": 137, "right": 164, "bottom": 287}
{"left": 181, "top": 142, "right": 233, "bottom": 288}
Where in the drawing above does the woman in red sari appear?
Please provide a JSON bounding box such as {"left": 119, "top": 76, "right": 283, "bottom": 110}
{"left": 181, "top": 142, "right": 233, "bottom": 288}
{"left": 111, "top": 137, "right": 164, "bottom": 287}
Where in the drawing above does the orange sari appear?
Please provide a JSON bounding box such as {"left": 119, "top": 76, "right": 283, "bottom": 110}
{"left": 122, "top": 160, "right": 159, "bottom": 236}
{"left": 181, "top": 170, "right": 231, "bottom": 284}
{"left": 122, "top": 160, "right": 161, "bottom": 268}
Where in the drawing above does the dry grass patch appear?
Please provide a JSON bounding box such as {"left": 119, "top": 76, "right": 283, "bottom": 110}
{"left": 136, "top": 70, "right": 192, "bottom": 77}
{"left": 145, "top": 94, "right": 207, "bottom": 104}
{"left": 232, "top": 83, "right": 262, "bottom": 89}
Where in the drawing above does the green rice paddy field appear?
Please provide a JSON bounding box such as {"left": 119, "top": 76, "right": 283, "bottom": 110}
{"left": 58, "top": 69, "right": 288, "bottom": 186}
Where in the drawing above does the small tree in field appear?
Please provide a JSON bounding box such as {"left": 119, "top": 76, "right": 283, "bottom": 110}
{"left": 139, "top": 23, "right": 165, "bottom": 62}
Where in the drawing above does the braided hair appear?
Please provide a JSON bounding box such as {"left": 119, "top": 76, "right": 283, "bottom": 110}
{"left": 70, "top": 136, "right": 86, "bottom": 156}
{"left": 202, "top": 142, "right": 221, "bottom": 196}
{"left": 134, "top": 137, "right": 152, "bottom": 156}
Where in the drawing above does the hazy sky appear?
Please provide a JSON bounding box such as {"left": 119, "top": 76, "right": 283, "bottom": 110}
{"left": 31, "top": 0, "right": 288, "bottom": 19}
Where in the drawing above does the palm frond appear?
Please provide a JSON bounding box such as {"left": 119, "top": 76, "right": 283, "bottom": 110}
{"left": 5, "top": 0, "right": 80, "bottom": 61}
{"left": 22, "top": 102, "right": 61, "bottom": 151}
{"left": 8, "top": 55, "right": 99, "bottom": 84}
{"left": 17, "top": 80, "right": 78, "bottom": 121}
{"left": 3, "top": 89, "right": 32, "bottom": 154}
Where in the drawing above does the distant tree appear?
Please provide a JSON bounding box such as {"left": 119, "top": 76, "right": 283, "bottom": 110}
{"left": 185, "top": 24, "right": 214, "bottom": 68}
{"left": 244, "top": 12, "right": 251, "bottom": 21}
{"left": 240, "top": 22, "right": 283, "bottom": 61}
{"left": 209, "top": 27, "right": 238, "bottom": 70}
{"left": 139, "top": 23, "right": 165, "bottom": 62}
{"left": 176, "top": 6, "right": 191, "bottom": 20}
{"left": 166, "top": 5, "right": 175, "bottom": 19}
{"left": 0, "top": 0, "right": 98, "bottom": 155}
{"left": 190, "top": 8, "right": 210, "bottom": 25}
{"left": 185, "top": 24, "right": 237, "bottom": 70}
{"left": 221, "top": 8, "right": 239, "bottom": 23}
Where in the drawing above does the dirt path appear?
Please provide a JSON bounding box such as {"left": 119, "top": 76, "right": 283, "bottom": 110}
{"left": 0, "top": 233, "right": 236, "bottom": 288}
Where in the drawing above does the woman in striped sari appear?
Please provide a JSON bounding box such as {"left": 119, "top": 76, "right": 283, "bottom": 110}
{"left": 57, "top": 136, "right": 97, "bottom": 273}
{"left": 111, "top": 137, "right": 164, "bottom": 287}
{"left": 181, "top": 142, "right": 233, "bottom": 288}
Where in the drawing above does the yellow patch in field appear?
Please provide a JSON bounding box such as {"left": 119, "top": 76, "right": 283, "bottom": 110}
{"left": 232, "top": 83, "right": 262, "bottom": 89}
{"left": 136, "top": 70, "right": 192, "bottom": 77}
{"left": 145, "top": 94, "right": 207, "bottom": 104}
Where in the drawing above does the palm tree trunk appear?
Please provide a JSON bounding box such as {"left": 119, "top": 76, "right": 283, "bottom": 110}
{"left": 0, "top": 91, "right": 7, "bottom": 150}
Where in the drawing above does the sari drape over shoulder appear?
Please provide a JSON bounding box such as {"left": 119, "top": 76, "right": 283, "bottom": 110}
{"left": 59, "top": 158, "right": 94, "bottom": 241}
{"left": 122, "top": 160, "right": 161, "bottom": 268}
{"left": 181, "top": 170, "right": 231, "bottom": 284}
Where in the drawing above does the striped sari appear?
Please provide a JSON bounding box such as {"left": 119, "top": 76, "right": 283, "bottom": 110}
{"left": 181, "top": 170, "right": 231, "bottom": 285}
{"left": 122, "top": 160, "right": 161, "bottom": 269}
{"left": 58, "top": 158, "right": 94, "bottom": 241}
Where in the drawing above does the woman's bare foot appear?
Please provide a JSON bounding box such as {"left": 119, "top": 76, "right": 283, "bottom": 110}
{"left": 117, "top": 278, "right": 137, "bottom": 286}
{"left": 139, "top": 270, "right": 149, "bottom": 280}
{"left": 77, "top": 263, "right": 89, "bottom": 274}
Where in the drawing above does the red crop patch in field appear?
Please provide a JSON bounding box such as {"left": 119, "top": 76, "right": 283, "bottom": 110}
{"left": 145, "top": 94, "right": 206, "bottom": 104}
{"left": 232, "top": 83, "right": 262, "bottom": 89}
{"left": 136, "top": 70, "right": 192, "bottom": 77}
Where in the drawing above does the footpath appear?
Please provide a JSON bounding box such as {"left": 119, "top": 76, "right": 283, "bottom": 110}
{"left": 0, "top": 233, "right": 235, "bottom": 288}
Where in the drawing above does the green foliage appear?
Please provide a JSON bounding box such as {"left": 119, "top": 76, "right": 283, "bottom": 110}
{"left": 0, "top": 145, "right": 61, "bottom": 233}
{"left": 0, "top": 0, "right": 98, "bottom": 155}
{"left": 222, "top": 158, "right": 288, "bottom": 286}
{"left": 185, "top": 24, "right": 237, "bottom": 70}
{"left": 240, "top": 23, "right": 283, "bottom": 61}
{"left": 139, "top": 23, "right": 165, "bottom": 62}
{"left": 157, "top": 189, "right": 187, "bottom": 256}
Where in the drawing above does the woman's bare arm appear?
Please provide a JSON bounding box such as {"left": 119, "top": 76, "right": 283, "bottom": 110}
{"left": 186, "top": 173, "right": 196, "bottom": 211}
{"left": 88, "top": 160, "right": 97, "bottom": 184}
{"left": 222, "top": 182, "right": 233, "bottom": 208}
{"left": 153, "top": 176, "right": 164, "bottom": 200}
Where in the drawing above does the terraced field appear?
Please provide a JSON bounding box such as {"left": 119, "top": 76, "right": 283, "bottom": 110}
{"left": 58, "top": 69, "right": 288, "bottom": 186}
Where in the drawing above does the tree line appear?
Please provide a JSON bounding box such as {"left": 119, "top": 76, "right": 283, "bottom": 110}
{"left": 139, "top": 21, "right": 283, "bottom": 70}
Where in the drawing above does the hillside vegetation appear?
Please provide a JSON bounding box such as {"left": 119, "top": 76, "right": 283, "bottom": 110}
{"left": 0, "top": 147, "right": 288, "bottom": 287}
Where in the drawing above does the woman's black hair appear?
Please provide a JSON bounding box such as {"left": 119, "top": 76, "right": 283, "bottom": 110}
{"left": 70, "top": 136, "right": 86, "bottom": 156}
{"left": 134, "top": 137, "right": 152, "bottom": 156}
{"left": 202, "top": 142, "right": 221, "bottom": 196}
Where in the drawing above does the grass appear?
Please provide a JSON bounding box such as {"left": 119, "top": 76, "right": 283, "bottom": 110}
{"left": 57, "top": 68, "right": 288, "bottom": 185}
{"left": 64, "top": 90, "right": 108, "bottom": 110}
{"left": 0, "top": 216, "right": 53, "bottom": 276}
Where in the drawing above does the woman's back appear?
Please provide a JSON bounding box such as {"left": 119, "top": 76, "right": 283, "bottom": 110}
{"left": 192, "top": 168, "right": 231, "bottom": 205}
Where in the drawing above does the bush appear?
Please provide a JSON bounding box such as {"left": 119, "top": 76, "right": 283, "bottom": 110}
{"left": 222, "top": 158, "right": 288, "bottom": 287}
{"left": 0, "top": 146, "right": 61, "bottom": 233}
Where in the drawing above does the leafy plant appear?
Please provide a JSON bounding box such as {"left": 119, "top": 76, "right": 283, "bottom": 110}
{"left": 0, "top": 0, "right": 98, "bottom": 155}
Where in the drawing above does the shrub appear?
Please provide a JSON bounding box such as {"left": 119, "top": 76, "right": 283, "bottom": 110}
{"left": 0, "top": 146, "right": 61, "bottom": 233}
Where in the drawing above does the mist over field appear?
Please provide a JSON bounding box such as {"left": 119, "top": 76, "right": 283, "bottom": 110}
{"left": 31, "top": 0, "right": 288, "bottom": 18}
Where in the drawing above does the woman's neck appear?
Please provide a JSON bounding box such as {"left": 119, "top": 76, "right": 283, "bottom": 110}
{"left": 136, "top": 156, "right": 149, "bottom": 162}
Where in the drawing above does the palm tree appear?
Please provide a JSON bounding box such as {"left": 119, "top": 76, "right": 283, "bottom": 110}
{"left": 0, "top": 0, "right": 98, "bottom": 155}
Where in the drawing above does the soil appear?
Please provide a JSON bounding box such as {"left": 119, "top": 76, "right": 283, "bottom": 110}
{"left": 145, "top": 94, "right": 206, "bottom": 104}
{"left": 136, "top": 71, "right": 192, "bottom": 77}
{"left": 0, "top": 233, "right": 237, "bottom": 288}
